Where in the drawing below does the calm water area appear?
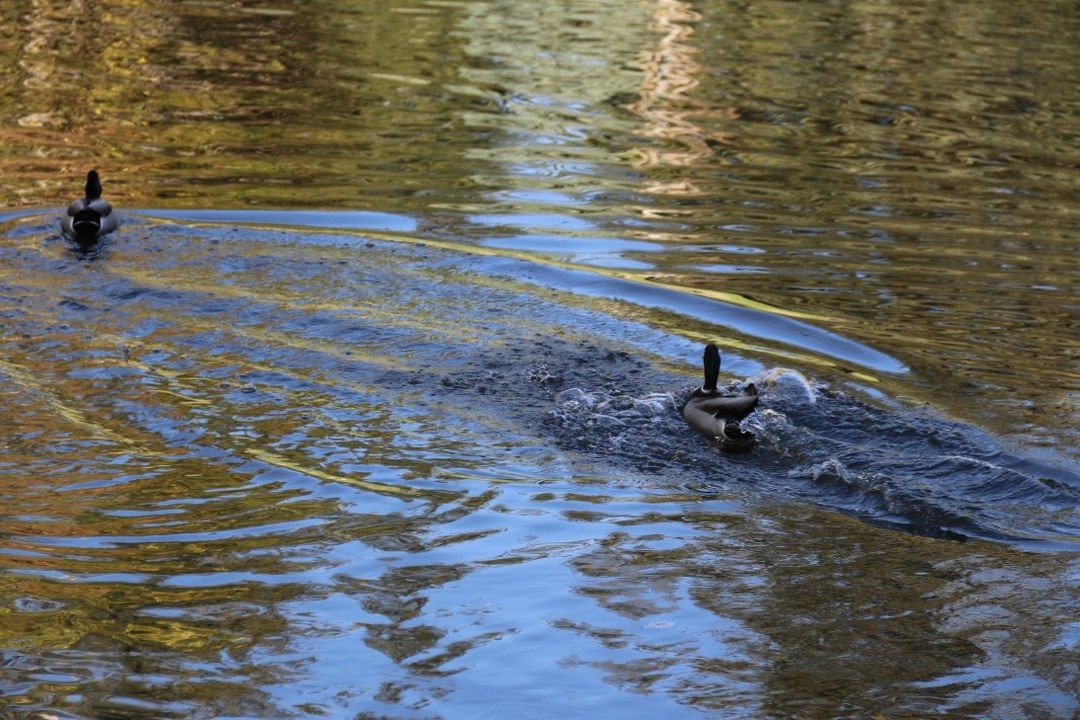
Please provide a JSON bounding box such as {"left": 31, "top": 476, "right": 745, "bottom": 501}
{"left": 1, "top": 0, "right": 1078, "bottom": 718}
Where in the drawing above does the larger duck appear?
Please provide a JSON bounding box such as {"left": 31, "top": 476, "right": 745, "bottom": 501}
{"left": 61, "top": 170, "right": 118, "bottom": 241}
{"left": 682, "top": 343, "right": 759, "bottom": 452}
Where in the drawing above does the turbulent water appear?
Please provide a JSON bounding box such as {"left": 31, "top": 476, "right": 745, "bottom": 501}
{"left": 1, "top": 0, "right": 1079, "bottom": 718}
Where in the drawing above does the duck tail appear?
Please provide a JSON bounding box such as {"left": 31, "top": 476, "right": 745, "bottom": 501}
{"left": 71, "top": 207, "right": 102, "bottom": 237}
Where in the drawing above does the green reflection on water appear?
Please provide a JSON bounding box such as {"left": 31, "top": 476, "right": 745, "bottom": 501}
{"left": 1, "top": 0, "right": 1075, "bottom": 453}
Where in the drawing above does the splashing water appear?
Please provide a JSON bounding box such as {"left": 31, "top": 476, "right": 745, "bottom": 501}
{"left": 749, "top": 367, "right": 818, "bottom": 404}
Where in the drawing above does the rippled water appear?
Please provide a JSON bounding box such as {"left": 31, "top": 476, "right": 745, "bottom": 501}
{"left": 1, "top": 0, "right": 1079, "bottom": 718}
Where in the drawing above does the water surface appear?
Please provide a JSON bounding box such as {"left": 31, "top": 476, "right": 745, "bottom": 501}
{"left": 1, "top": 0, "right": 1078, "bottom": 718}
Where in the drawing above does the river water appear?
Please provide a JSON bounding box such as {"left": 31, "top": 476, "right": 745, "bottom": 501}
{"left": 1, "top": 1, "right": 1078, "bottom": 718}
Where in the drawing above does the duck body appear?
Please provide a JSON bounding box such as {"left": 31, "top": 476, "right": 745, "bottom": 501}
{"left": 681, "top": 343, "right": 759, "bottom": 453}
{"left": 61, "top": 170, "right": 118, "bottom": 242}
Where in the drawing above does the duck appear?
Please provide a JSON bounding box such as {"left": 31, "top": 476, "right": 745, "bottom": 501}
{"left": 681, "top": 343, "right": 759, "bottom": 452}
{"left": 61, "top": 170, "right": 118, "bottom": 241}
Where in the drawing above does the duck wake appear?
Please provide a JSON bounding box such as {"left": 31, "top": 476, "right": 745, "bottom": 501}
{"left": 539, "top": 364, "right": 1078, "bottom": 548}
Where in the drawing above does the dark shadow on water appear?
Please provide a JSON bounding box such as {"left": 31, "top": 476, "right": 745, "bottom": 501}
{"left": 436, "top": 335, "right": 1080, "bottom": 550}
{"left": 66, "top": 235, "right": 108, "bottom": 260}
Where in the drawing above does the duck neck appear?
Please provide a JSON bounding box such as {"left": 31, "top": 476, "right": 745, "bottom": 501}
{"left": 85, "top": 171, "right": 102, "bottom": 200}
{"left": 702, "top": 345, "right": 720, "bottom": 393}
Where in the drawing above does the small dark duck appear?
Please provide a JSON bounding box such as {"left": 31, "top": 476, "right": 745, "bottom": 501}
{"left": 61, "top": 170, "right": 118, "bottom": 241}
{"left": 682, "top": 343, "right": 759, "bottom": 452}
